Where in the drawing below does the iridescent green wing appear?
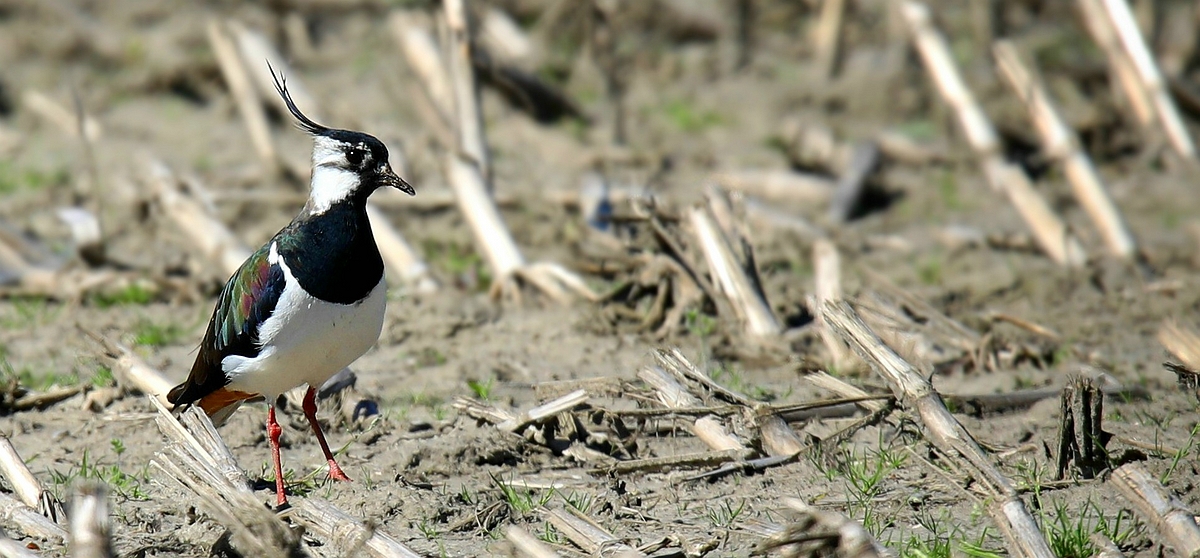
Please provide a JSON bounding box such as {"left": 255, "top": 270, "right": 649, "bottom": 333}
{"left": 167, "top": 242, "right": 285, "bottom": 405}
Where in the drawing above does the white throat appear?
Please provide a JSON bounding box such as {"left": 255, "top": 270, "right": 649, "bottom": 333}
{"left": 308, "top": 137, "right": 359, "bottom": 215}
{"left": 308, "top": 165, "right": 359, "bottom": 215}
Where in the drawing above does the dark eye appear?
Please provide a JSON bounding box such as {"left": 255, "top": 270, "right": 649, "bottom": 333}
{"left": 345, "top": 148, "right": 365, "bottom": 166}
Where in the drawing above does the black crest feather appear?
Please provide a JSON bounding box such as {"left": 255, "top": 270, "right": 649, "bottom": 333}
{"left": 267, "top": 61, "right": 328, "bottom": 136}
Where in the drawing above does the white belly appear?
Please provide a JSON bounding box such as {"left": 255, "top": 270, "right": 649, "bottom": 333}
{"left": 223, "top": 273, "right": 386, "bottom": 400}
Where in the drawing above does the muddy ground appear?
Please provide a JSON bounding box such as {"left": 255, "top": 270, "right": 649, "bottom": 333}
{"left": 2, "top": 1, "right": 1200, "bottom": 556}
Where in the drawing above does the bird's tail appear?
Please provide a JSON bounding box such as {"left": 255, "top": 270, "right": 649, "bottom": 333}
{"left": 198, "top": 388, "right": 258, "bottom": 426}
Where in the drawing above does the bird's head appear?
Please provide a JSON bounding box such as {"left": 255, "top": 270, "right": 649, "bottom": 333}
{"left": 269, "top": 64, "right": 414, "bottom": 215}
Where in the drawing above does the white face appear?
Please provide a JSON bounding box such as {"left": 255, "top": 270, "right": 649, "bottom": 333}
{"left": 308, "top": 137, "right": 363, "bottom": 214}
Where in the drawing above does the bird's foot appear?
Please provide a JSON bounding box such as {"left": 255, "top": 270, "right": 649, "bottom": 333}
{"left": 328, "top": 460, "right": 352, "bottom": 482}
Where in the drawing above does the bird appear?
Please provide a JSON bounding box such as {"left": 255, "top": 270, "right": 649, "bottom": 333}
{"left": 167, "top": 64, "right": 414, "bottom": 507}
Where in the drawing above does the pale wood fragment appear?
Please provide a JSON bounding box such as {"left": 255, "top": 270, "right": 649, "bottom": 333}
{"left": 656, "top": 348, "right": 756, "bottom": 407}
{"left": 545, "top": 508, "right": 645, "bottom": 558}
{"left": 0, "top": 436, "right": 63, "bottom": 523}
{"left": 980, "top": 158, "right": 1087, "bottom": 266}
{"left": 1112, "top": 463, "right": 1200, "bottom": 556}
{"left": 291, "top": 498, "right": 424, "bottom": 558}
{"left": 422, "top": 4, "right": 591, "bottom": 303}
{"left": 901, "top": 2, "right": 998, "bottom": 156}
{"left": 506, "top": 525, "right": 563, "bottom": 558}
{"left": 10, "top": 385, "right": 87, "bottom": 413}
{"left": 806, "top": 371, "right": 886, "bottom": 413}
{"left": 207, "top": 20, "right": 278, "bottom": 175}
{"left": 752, "top": 497, "right": 888, "bottom": 557}
{"left": 481, "top": 7, "right": 535, "bottom": 63}
{"left": 812, "top": 0, "right": 847, "bottom": 79}
{"left": 822, "top": 300, "right": 1054, "bottom": 558}
{"left": 828, "top": 142, "right": 880, "bottom": 223}
{"left": 988, "top": 313, "right": 1061, "bottom": 341}
{"left": 55, "top": 207, "right": 104, "bottom": 266}
{"left": 228, "top": 21, "right": 322, "bottom": 123}
{"left": 496, "top": 390, "right": 588, "bottom": 432}
{"left": 0, "top": 534, "right": 37, "bottom": 558}
{"left": 453, "top": 396, "right": 516, "bottom": 425}
{"left": 0, "top": 491, "right": 66, "bottom": 545}
{"left": 875, "top": 129, "right": 947, "bottom": 164}
{"left": 1077, "top": 0, "right": 1156, "bottom": 127}
{"left": 638, "top": 367, "right": 747, "bottom": 453}
{"left": 68, "top": 483, "right": 113, "bottom": 558}
{"left": 153, "top": 398, "right": 420, "bottom": 557}
{"left": 688, "top": 205, "right": 779, "bottom": 337}
{"left": 758, "top": 414, "right": 805, "bottom": 457}
{"left": 143, "top": 159, "right": 251, "bottom": 278}
{"left": 86, "top": 330, "right": 175, "bottom": 407}
{"left": 994, "top": 40, "right": 1136, "bottom": 258}
{"left": 1098, "top": 0, "right": 1195, "bottom": 157}
{"left": 812, "top": 239, "right": 855, "bottom": 371}
{"left": 446, "top": 154, "right": 525, "bottom": 281}
{"left": 365, "top": 204, "right": 439, "bottom": 293}
{"left": 444, "top": 0, "right": 491, "bottom": 181}
{"left": 1159, "top": 320, "right": 1200, "bottom": 371}
{"left": 712, "top": 170, "right": 834, "bottom": 205}
{"left": 21, "top": 90, "right": 101, "bottom": 142}
{"left": 901, "top": 0, "right": 1085, "bottom": 266}
{"left": 390, "top": 12, "right": 455, "bottom": 125}
{"left": 781, "top": 122, "right": 851, "bottom": 171}
{"left": 151, "top": 401, "right": 299, "bottom": 557}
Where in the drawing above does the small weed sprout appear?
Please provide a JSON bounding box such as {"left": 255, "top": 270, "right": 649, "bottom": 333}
{"left": 132, "top": 319, "right": 184, "bottom": 347}
{"left": 1161, "top": 422, "right": 1199, "bottom": 485}
{"left": 492, "top": 474, "right": 555, "bottom": 516}
{"left": 830, "top": 437, "right": 907, "bottom": 537}
{"left": 540, "top": 521, "right": 561, "bottom": 545}
{"left": 416, "top": 519, "right": 440, "bottom": 540}
{"left": 467, "top": 377, "right": 494, "bottom": 401}
{"left": 710, "top": 364, "right": 777, "bottom": 402}
{"left": 1013, "top": 459, "right": 1051, "bottom": 495}
{"left": 422, "top": 241, "right": 491, "bottom": 291}
{"left": 458, "top": 484, "right": 476, "bottom": 506}
{"left": 704, "top": 499, "right": 746, "bottom": 528}
{"left": 90, "top": 284, "right": 155, "bottom": 308}
{"left": 92, "top": 366, "right": 115, "bottom": 387}
{"left": 918, "top": 256, "right": 942, "bottom": 286}
{"left": 562, "top": 490, "right": 595, "bottom": 514}
{"left": 684, "top": 308, "right": 717, "bottom": 337}
{"left": 1, "top": 350, "right": 82, "bottom": 391}
{"left": 1, "top": 296, "right": 61, "bottom": 329}
{"left": 256, "top": 463, "right": 322, "bottom": 498}
{"left": 956, "top": 539, "right": 1005, "bottom": 558}
{"left": 48, "top": 447, "right": 150, "bottom": 501}
{"left": 1092, "top": 502, "right": 1143, "bottom": 546}
{"left": 1024, "top": 491, "right": 1145, "bottom": 558}
{"left": 663, "top": 99, "right": 723, "bottom": 132}
{"left": 1044, "top": 500, "right": 1095, "bottom": 558}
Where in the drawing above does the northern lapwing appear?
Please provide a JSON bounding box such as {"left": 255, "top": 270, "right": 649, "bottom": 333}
{"left": 167, "top": 65, "right": 414, "bottom": 507}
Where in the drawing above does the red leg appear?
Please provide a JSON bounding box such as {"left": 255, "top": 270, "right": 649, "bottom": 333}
{"left": 302, "top": 386, "right": 351, "bottom": 481}
{"left": 267, "top": 405, "right": 287, "bottom": 507}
